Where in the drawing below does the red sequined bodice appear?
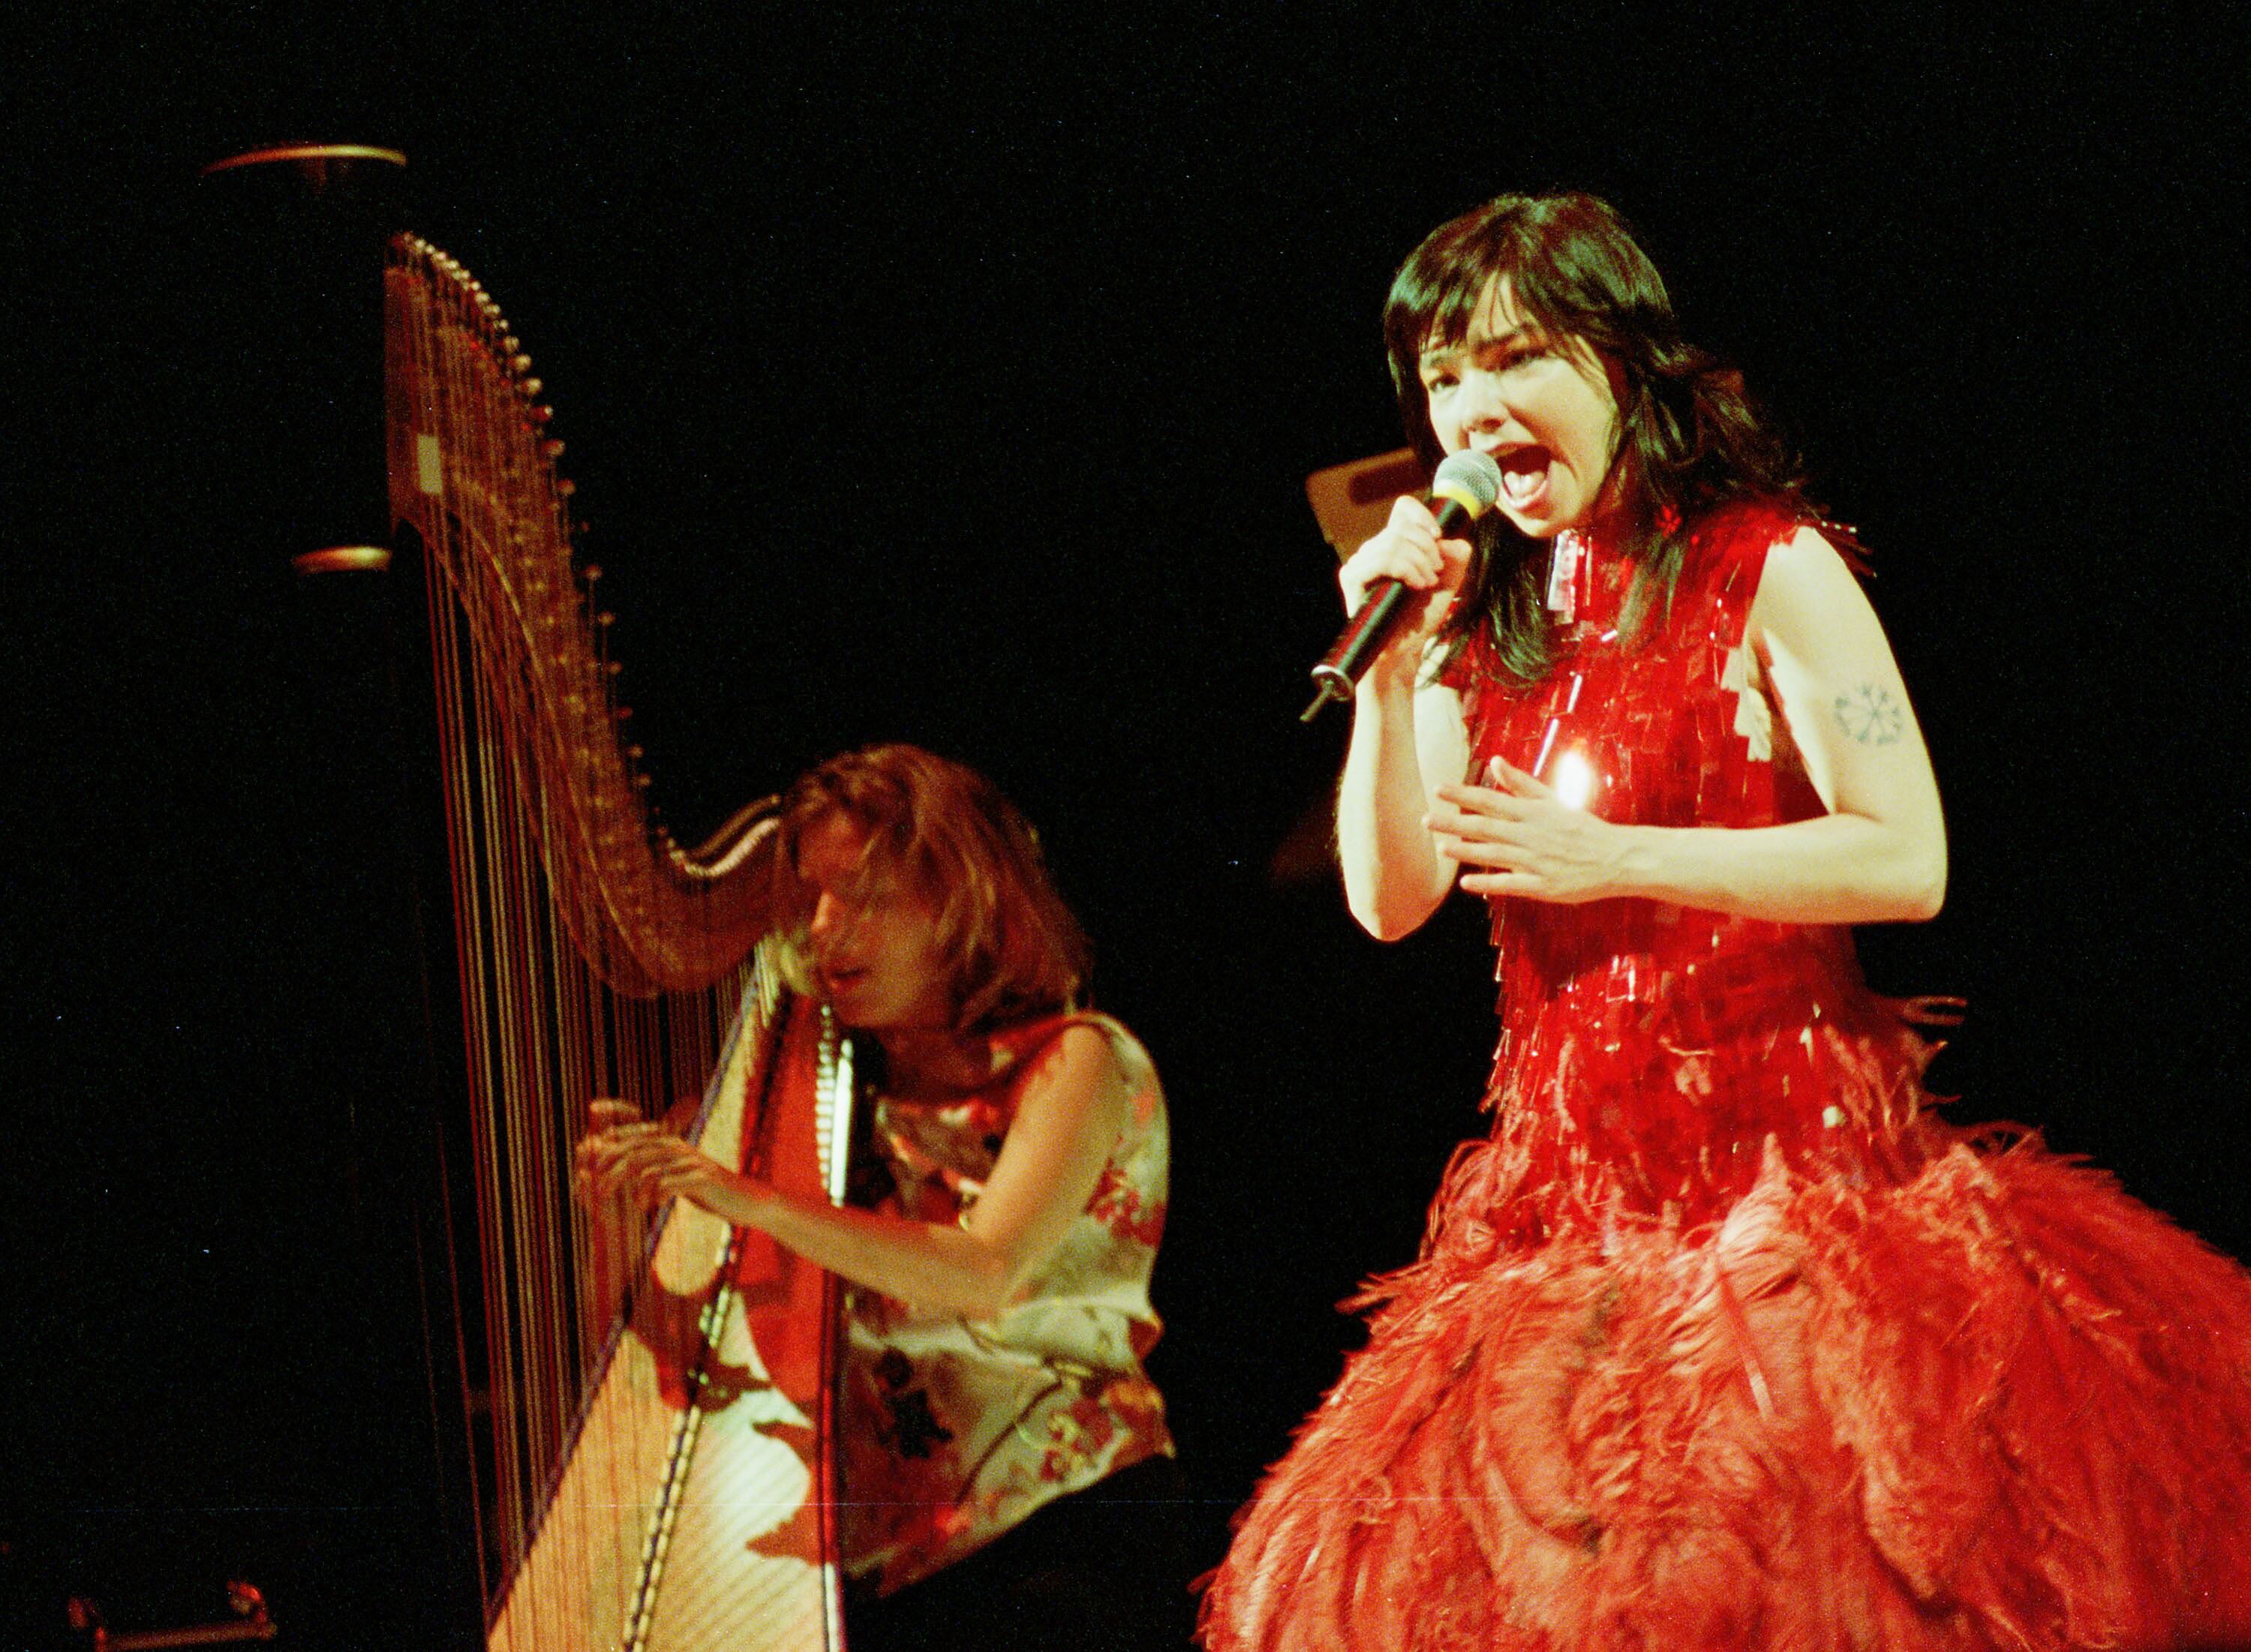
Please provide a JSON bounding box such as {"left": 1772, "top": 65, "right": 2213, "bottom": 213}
{"left": 1443, "top": 502, "right": 1943, "bottom": 1238}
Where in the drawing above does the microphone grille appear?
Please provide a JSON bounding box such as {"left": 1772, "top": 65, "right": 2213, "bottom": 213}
{"left": 1433, "top": 449, "right": 1504, "bottom": 512}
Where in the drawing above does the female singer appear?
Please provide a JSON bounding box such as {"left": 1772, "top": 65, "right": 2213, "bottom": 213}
{"left": 579, "top": 743, "right": 1186, "bottom": 1650}
{"left": 1201, "top": 192, "right": 2251, "bottom": 1650}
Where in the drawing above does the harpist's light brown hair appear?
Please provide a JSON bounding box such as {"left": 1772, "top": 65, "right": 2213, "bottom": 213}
{"left": 771, "top": 744, "right": 1091, "bottom": 1035}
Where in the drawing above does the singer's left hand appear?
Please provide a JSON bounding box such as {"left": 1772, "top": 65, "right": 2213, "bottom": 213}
{"left": 1429, "top": 758, "right": 1633, "bottom": 904}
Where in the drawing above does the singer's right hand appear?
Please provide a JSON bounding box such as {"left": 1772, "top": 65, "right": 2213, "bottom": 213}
{"left": 1339, "top": 495, "right": 1474, "bottom": 682}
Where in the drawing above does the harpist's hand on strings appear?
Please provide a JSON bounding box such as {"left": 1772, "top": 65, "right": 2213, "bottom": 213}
{"left": 578, "top": 1110, "right": 766, "bottom": 1224}
{"left": 1429, "top": 757, "right": 1632, "bottom": 905}
{"left": 573, "top": 1099, "right": 723, "bottom": 1202}
{"left": 615, "top": 1137, "right": 739, "bottom": 1212}
{"left": 572, "top": 1099, "right": 653, "bottom": 1203}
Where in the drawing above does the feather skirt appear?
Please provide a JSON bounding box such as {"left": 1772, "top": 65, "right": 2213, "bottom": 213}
{"left": 1201, "top": 1135, "right": 2251, "bottom": 1652}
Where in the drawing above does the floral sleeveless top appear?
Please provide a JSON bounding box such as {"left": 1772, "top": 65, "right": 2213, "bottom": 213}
{"left": 837, "top": 1011, "right": 1172, "bottom": 1593}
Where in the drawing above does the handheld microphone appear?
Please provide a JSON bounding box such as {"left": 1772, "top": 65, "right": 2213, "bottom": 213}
{"left": 1300, "top": 449, "right": 1504, "bottom": 721}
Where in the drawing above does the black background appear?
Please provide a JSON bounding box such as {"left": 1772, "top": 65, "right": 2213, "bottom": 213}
{"left": 3, "top": 3, "right": 2245, "bottom": 1644}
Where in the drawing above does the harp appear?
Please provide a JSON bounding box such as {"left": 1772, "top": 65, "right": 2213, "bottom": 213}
{"left": 204, "top": 149, "right": 852, "bottom": 1650}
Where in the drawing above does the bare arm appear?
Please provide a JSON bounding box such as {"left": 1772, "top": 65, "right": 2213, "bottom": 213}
{"left": 582, "top": 1024, "right": 1128, "bottom": 1318}
{"left": 1339, "top": 666, "right": 1469, "bottom": 938}
{"left": 1429, "top": 527, "right": 1946, "bottom": 925}
{"left": 1334, "top": 497, "right": 1474, "bottom": 939}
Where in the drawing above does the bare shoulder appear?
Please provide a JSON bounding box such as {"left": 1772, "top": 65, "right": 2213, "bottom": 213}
{"left": 1016, "top": 1019, "right": 1144, "bottom": 1110}
{"left": 1010, "top": 1020, "right": 1107, "bottom": 1085}
{"left": 1757, "top": 523, "right": 1863, "bottom": 601}
{"left": 1060, "top": 1012, "right": 1158, "bottom": 1069}
{"left": 1047, "top": 1020, "right": 1120, "bottom": 1077}
{"left": 1750, "top": 523, "right": 1889, "bottom": 648}
{"left": 1049, "top": 1016, "right": 1166, "bottom": 1136}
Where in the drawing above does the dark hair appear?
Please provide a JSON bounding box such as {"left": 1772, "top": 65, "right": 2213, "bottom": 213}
{"left": 1384, "top": 192, "right": 1811, "bottom": 683}
{"left": 771, "top": 743, "right": 1090, "bottom": 1034}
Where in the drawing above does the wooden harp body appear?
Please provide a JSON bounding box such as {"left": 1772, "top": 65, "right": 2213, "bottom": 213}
{"left": 482, "top": 973, "right": 852, "bottom": 1652}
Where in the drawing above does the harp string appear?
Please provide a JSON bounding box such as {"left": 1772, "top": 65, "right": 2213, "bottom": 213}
{"left": 386, "top": 233, "right": 795, "bottom": 1644}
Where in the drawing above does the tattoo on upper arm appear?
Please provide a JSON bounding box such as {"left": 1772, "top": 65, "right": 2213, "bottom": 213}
{"left": 1833, "top": 683, "right": 1905, "bottom": 746}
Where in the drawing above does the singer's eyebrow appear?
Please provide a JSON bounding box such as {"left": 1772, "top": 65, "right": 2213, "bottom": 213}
{"left": 1421, "top": 323, "right": 1533, "bottom": 368}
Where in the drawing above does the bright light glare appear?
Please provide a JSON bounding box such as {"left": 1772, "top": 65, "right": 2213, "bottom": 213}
{"left": 1552, "top": 749, "right": 1595, "bottom": 811}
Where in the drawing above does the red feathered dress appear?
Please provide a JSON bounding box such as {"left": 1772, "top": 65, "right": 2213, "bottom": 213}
{"left": 1202, "top": 503, "right": 2251, "bottom": 1652}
